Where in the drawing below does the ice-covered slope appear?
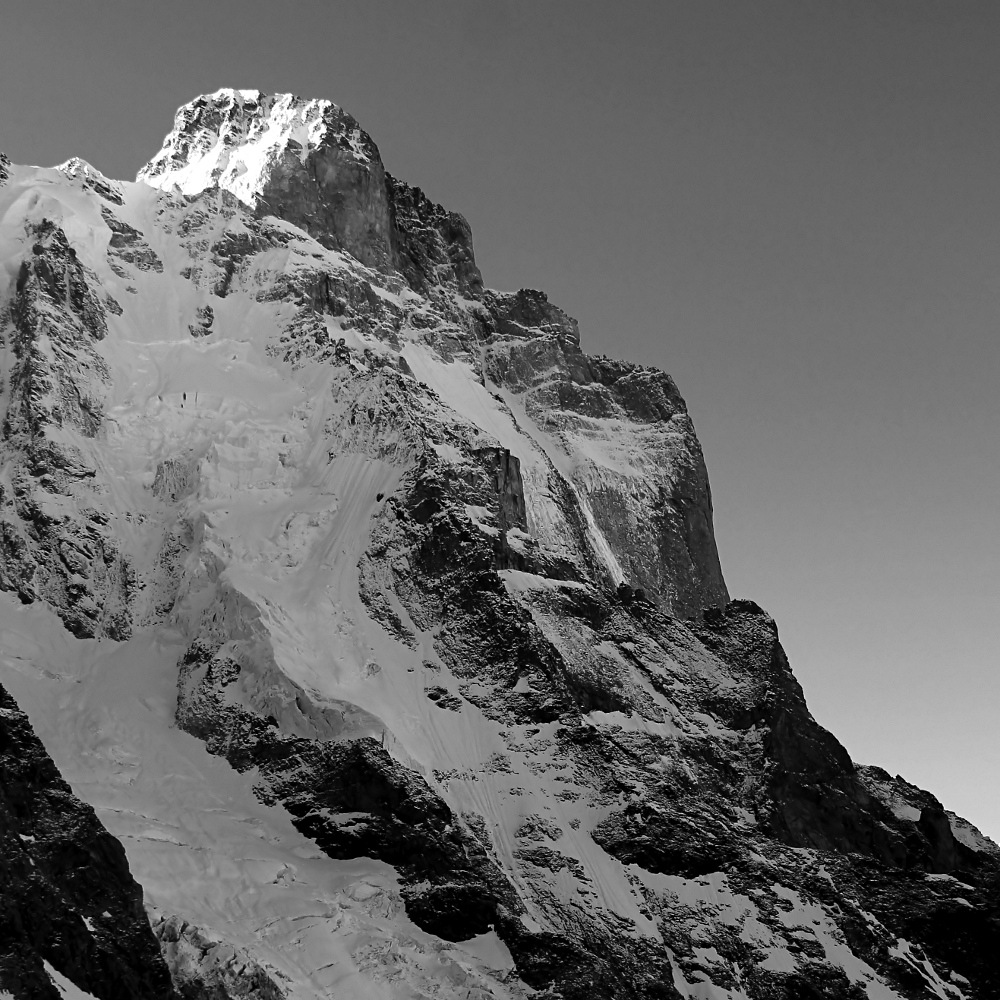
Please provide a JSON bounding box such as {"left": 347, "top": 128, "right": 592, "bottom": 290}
{"left": 0, "top": 93, "right": 997, "bottom": 1000}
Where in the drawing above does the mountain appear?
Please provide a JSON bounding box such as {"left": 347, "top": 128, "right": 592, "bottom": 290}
{"left": 0, "top": 89, "right": 996, "bottom": 999}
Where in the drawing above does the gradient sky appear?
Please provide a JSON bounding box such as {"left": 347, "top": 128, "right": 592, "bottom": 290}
{"left": 2, "top": 1, "right": 998, "bottom": 838}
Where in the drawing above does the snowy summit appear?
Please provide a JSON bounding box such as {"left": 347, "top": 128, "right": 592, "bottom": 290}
{"left": 139, "top": 88, "right": 375, "bottom": 203}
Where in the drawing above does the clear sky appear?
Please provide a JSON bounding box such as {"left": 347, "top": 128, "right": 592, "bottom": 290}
{"left": 2, "top": 1, "right": 998, "bottom": 838}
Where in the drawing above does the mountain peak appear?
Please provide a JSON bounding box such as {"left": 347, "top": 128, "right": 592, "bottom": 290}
{"left": 138, "top": 88, "right": 485, "bottom": 291}
{"left": 137, "top": 89, "right": 378, "bottom": 207}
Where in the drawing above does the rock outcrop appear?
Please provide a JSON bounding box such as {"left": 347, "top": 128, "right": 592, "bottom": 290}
{"left": 151, "top": 914, "right": 285, "bottom": 1000}
{"left": 0, "top": 91, "right": 995, "bottom": 1000}
{"left": 0, "top": 216, "right": 133, "bottom": 640}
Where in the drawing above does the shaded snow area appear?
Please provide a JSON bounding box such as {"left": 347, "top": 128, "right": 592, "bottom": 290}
{"left": 0, "top": 92, "right": 996, "bottom": 1000}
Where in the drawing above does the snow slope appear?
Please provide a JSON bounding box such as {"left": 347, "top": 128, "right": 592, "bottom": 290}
{"left": 0, "top": 598, "right": 522, "bottom": 999}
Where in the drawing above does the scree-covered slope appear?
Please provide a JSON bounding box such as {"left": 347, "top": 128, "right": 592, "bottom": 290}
{"left": 0, "top": 91, "right": 996, "bottom": 1000}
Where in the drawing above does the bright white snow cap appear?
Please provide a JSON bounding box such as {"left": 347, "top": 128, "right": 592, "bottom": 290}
{"left": 137, "top": 88, "right": 373, "bottom": 207}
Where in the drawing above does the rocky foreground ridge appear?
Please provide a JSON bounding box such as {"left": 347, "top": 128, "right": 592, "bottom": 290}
{"left": 0, "top": 90, "right": 996, "bottom": 999}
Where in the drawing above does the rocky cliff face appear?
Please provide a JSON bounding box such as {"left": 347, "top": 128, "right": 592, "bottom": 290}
{"left": 0, "top": 90, "right": 996, "bottom": 1000}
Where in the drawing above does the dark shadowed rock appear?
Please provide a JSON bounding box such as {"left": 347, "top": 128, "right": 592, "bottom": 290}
{"left": 0, "top": 681, "right": 176, "bottom": 1000}
{"left": 387, "top": 173, "right": 483, "bottom": 297}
